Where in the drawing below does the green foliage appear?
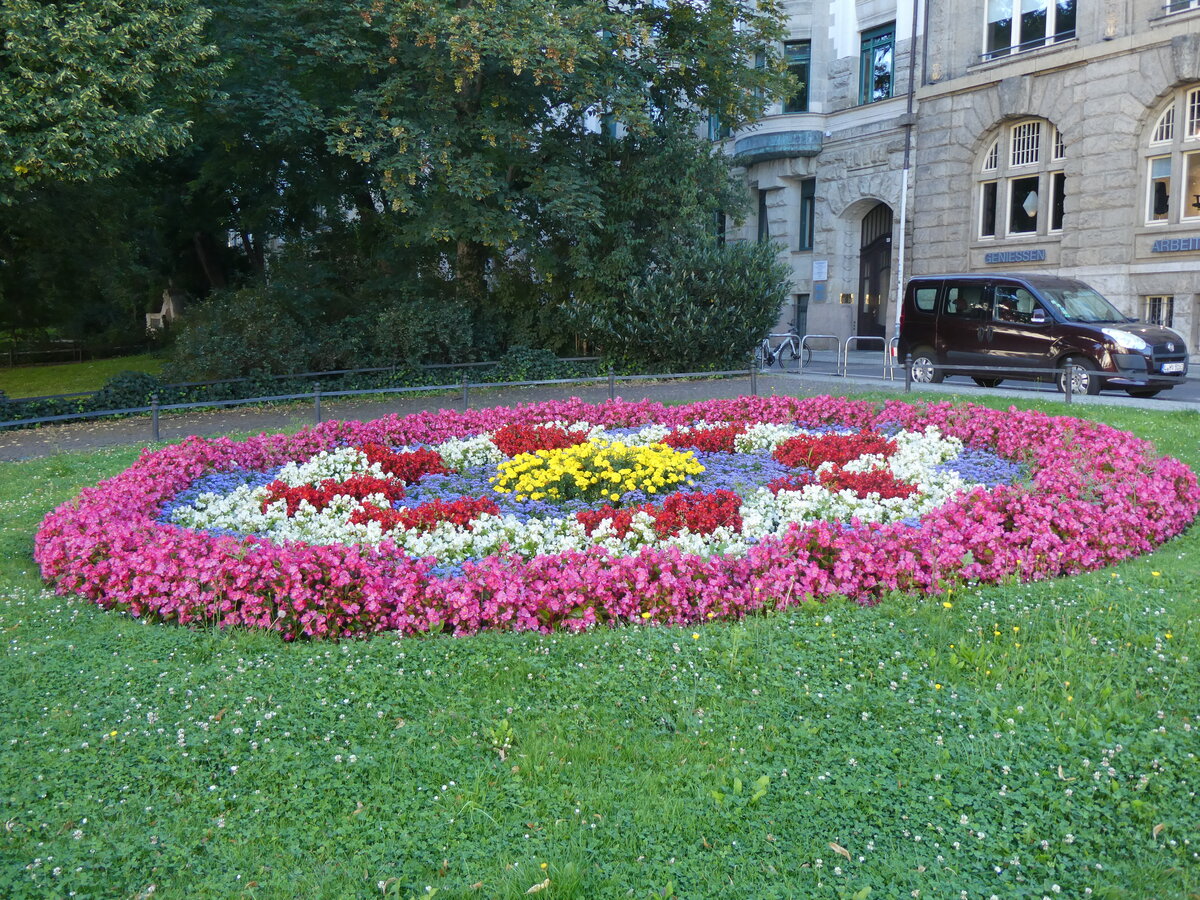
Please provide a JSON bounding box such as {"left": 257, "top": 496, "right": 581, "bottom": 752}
{"left": 0, "top": 400, "right": 1198, "bottom": 897}
{"left": 375, "top": 299, "right": 475, "bottom": 366}
{"left": 94, "top": 371, "right": 165, "bottom": 411}
{"left": 163, "top": 287, "right": 310, "bottom": 380}
{"left": 576, "top": 240, "right": 792, "bottom": 372}
{"left": 0, "top": 0, "right": 224, "bottom": 200}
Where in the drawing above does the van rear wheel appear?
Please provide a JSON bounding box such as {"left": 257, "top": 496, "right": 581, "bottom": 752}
{"left": 1057, "top": 357, "right": 1101, "bottom": 396}
{"left": 1125, "top": 387, "right": 1162, "bottom": 398}
{"left": 909, "top": 348, "right": 942, "bottom": 384}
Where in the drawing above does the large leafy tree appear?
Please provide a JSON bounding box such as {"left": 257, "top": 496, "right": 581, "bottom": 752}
{"left": 0, "top": 0, "right": 224, "bottom": 201}
{"left": 322, "top": 0, "right": 791, "bottom": 310}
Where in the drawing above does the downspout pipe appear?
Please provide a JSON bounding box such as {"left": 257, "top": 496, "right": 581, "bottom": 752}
{"left": 894, "top": 0, "right": 926, "bottom": 337}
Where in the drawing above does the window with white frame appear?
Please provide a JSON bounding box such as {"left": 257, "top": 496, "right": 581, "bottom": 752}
{"left": 1164, "top": 0, "right": 1199, "bottom": 14}
{"left": 1144, "top": 296, "right": 1174, "bottom": 327}
{"left": 984, "top": 0, "right": 1076, "bottom": 60}
{"left": 977, "top": 119, "right": 1066, "bottom": 238}
{"left": 1143, "top": 86, "right": 1200, "bottom": 224}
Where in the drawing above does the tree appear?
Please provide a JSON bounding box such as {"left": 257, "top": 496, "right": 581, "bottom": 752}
{"left": 320, "top": 0, "right": 792, "bottom": 313}
{"left": 0, "top": 0, "right": 224, "bottom": 202}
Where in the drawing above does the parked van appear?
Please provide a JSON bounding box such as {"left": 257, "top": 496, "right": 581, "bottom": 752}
{"left": 897, "top": 273, "right": 1189, "bottom": 396}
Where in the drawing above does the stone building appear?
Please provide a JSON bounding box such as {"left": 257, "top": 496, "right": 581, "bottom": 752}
{"left": 722, "top": 0, "right": 923, "bottom": 347}
{"left": 913, "top": 0, "right": 1200, "bottom": 352}
{"left": 728, "top": 0, "right": 1200, "bottom": 355}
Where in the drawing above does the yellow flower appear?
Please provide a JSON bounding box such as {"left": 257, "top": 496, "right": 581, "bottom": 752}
{"left": 942, "top": 601, "right": 953, "bottom": 609}
{"left": 692, "top": 633, "right": 700, "bottom": 640}
{"left": 1151, "top": 571, "right": 1161, "bottom": 577}
{"left": 641, "top": 611, "right": 652, "bottom": 619}
{"left": 934, "top": 683, "right": 942, "bottom": 690}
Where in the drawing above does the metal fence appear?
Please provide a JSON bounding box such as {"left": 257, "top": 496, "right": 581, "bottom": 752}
{"left": 1, "top": 362, "right": 763, "bottom": 439}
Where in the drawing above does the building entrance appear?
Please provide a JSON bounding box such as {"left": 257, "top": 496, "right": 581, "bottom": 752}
{"left": 857, "top": 203, "right": 892, "bottom": 338}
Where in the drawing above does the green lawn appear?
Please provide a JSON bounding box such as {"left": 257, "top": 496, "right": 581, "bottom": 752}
{"left": 0, "top": 394, "right": 1197, "bottom": 899}
{"left": 0, "top": 353, "right": 163, "bottom": 398}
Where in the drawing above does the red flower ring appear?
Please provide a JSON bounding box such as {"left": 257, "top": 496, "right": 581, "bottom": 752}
{"left": 34, "top": 397, "right": 1199, "bottom": 639}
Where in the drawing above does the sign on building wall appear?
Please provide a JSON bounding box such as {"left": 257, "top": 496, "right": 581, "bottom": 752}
{"left": 1151, "top": 237, "right": 1200, "bottom": 253}
{"left": 984, "top": 249, "right": 1047, "bottom": 264}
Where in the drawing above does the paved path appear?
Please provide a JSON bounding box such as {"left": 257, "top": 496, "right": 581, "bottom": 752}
{"left": 0, "top": 376, "right": 832, "bottom": 462}
{"left": 2, "top": 370, "right": 1196, "bottom": 462}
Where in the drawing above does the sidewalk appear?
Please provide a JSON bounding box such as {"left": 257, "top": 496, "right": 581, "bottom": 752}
{"left": 2, "top": 368, "right": 1195, "bottom": 463}
{"left": 0, "top": 377, "right": 829, "bottom": 462}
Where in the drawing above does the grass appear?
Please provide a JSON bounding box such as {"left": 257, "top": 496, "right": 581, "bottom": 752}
{"left": 0, "top": 354, "right": 163, "bottom": 399}
{"left": 0, "top": 392, "right": 1198, "bottom": 899}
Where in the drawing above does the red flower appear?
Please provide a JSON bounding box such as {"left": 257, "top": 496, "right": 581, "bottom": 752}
{"left": 576, "top": 490, "right": 743, "bottom": 538}
{"left": 819, "top": 468, "right": 918, "bottom": 500}
{"left": 773, "top": 432, "right": 896, "bottom": 469}
{"left": 359, "top": 444, "right": 449, "bottom": 483}
{"left": 491, "top": 423, "right": 589, "bottom": 457}
{"left": 663, "top": 425, "right": 746, "bottom": 453}
{"left": 262, "top": 475, "right": 407, "bottom": 516}
{"left": 350, "top": 497, "right": 500, "bottom": 533}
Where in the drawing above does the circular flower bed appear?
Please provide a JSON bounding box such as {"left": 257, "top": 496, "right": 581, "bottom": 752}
{"left": 35, "top": 397, "right": 1199, "bottom": 639}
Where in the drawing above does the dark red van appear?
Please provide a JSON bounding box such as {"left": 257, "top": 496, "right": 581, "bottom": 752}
{"left": 897, "top": 273, "right": 1189, "bottom": 396}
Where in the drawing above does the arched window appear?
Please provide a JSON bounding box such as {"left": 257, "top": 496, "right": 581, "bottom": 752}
{"left": 1143, "top": 86, "right": 1200, "bottom": 225}
{"left": 977, "top": 119, "right": 1066, "bottom": 239}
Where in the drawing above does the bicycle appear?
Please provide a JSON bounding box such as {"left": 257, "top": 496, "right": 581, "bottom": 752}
{"left": 757, "top": 332, "right": 812, "bottom": 370}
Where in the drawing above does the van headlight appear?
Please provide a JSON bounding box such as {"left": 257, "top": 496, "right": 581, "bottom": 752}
{"left": 1101, "top": 328, "right": 1151, "bottom": 352}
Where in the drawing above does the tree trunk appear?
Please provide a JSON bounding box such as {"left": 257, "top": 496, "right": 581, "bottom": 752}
{"left": 192, "top": 231, "right": 227, "bottom": 290}
{"left": 455, "top": 239, "right": 488, "bottom": 313}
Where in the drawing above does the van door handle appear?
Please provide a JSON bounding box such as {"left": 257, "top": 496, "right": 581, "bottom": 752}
{"left": 977, "top": 325, "right": 992, "bottom": 342}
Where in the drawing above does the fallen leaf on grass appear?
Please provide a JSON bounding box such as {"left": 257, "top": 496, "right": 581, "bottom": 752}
{"left": 830, "top": 841, "right": 851, "bottom": 862}
{"left": 1153, "top": 823, "right": 1164, "bottom": 839}
{"left": 526, "top": 878, "right": 551, "bottom": 894}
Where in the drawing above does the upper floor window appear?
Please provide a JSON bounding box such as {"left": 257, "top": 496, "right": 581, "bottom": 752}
{"left": 983, "top": 0, "right": 1075, "bottom": 61}
{"left": 707, "top": 113, "right": 730, "bottom": 142}
{"left": 977, "top": 118, "right": 1066, "bottom": 238}
{"left": 1142, "top": 86, "right": 1200, "bottom": 224}
{"left": 859, "top": 24, "right": 895, "bottom": 105}
{"left": 1164, "top": 0, "right": 1199, "bottom": 13}
{"left": 784, "top": 41, "right": 811, "bottom": 113}
{"left": 798, "top": 178, "right": 816, "bottom": 250}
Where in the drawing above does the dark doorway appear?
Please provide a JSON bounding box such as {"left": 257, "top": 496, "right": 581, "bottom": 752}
{"left": 857, "top": 203, "right": 892, "bottom": 338}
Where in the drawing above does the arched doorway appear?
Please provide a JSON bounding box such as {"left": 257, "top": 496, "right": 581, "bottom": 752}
{"left": 857, "top": 203, "right": 892, "bottom": 338}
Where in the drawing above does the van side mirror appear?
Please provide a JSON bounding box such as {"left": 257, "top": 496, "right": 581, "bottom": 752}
{"left": 1030, "top": 309, "right": 1047, "bottom": 325}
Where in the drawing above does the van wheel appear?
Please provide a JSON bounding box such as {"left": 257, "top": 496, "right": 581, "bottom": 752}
{"left": 909, "top": 348, "right": 942, "bottom": 384}
{"left": 972, "top": 377, "right": 1003, "bottom": 388}
{"left": 1057, "top": 357, "right": 1101, "bottom": 395}
{"left": 1125, "top": 388, "right": 1162, "bottom": 399}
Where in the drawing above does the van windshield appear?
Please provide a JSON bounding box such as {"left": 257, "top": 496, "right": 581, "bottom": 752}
{"left": 1037, "top": 284, "right": 1125, "bottom": 323}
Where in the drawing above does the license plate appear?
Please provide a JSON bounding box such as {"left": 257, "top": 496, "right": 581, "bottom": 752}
{"left": 1162, "top": 362, "right": 1185, "bottom": 374}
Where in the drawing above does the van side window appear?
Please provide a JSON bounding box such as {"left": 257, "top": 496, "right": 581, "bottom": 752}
{"left": 943, "top": 284, "right": 988, "bottom": 320}
{"left": 994, "top": 285, "right": 1038, "bottom": 324}
{"left": 913, "top": 287, "right": 938, "bottom": 312}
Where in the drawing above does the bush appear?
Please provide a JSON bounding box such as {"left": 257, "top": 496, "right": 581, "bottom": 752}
{"left": 575, "top": 241, "right": 791, "bottom": 372}
{"left": 163, "top": 288, "right": 312, "bottom": 381}
{"left": 373, "top": 299, "right": 474, "bottom": 365}
{"left": 95, "top": 371, "right": 165, "bottom": 410}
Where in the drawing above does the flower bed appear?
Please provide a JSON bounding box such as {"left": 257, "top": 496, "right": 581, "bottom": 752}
{"left": 34, "top": 397, "right": 1199, "bottom": 639}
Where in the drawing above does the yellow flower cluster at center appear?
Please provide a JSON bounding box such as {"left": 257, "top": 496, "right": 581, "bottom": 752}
{"left": 491, "top": 439, "right": 706, "bottom": 503}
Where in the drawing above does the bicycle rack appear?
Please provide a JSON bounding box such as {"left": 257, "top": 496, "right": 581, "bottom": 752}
{"left": 800, "top": 334, "right": 841, "bottom": 374}
{"left": 886, "top": 336, "right": 901, "bottom": 381}
{"left": 839, "top": 335, "right": 889, "bottom": 377}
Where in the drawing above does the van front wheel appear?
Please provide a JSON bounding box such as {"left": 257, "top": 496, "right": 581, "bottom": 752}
{"left": 909, "top": 349, "right": 942, "bottom": 384}
{"left": 1057, "top": 357, "right": 1102, "bottom": 396}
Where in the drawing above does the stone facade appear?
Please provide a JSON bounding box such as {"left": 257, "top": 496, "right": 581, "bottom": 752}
{"left": 725, "top": 0, "right": 920, "bottom": 347}
{"left": 729, "top": 0, "right": 1200, "bottom": 357}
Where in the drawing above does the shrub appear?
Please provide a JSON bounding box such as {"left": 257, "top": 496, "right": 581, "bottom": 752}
{"left": 164, "top": 287, "right": 311, "bottom": 380}
{"left": 575, "top": 241, "right": 792, "bottom": 372}
{"left": 95, "top": 371, "right": 165, "bottom": 411}
{"left": 373, "top": 299, "right": 474, "bottom": 365}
